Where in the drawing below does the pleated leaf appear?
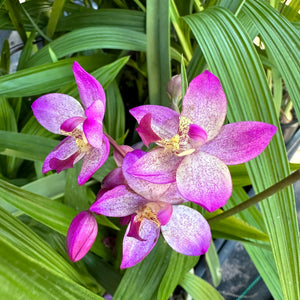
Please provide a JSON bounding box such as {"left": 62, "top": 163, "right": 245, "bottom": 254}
{"left": 185, "top": 6, "right": 300, "bottom": 299}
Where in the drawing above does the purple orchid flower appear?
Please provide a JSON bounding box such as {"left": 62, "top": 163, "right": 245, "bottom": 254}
{"left": 66, "top": 210, "right": 98, "bottom": 262}
{"left": 128, "top": 71, "right": 277, "bottom": 212}
{"left": 32, "top": 62, "right": 110, "bottom": 185}
{"left": 90, "top": 149, "right": 211, "bottom": 269}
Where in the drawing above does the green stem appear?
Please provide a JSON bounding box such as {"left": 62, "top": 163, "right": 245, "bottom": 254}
{"left": 208, "top": 169, "right": 300, "bottom": 224}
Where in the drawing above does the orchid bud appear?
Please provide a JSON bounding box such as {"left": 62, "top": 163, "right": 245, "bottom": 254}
{"left": 166, "top": 74, "right": 182, "bottom": 103}
{"left": 66, "top": 211, "right": 98, "bottom": 262}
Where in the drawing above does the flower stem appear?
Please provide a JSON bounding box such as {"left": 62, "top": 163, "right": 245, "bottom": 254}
{"left": 104, "top": 133, "right": 126, "bottom": 158}
{"left": 207, "top": 169, "right": 300, "bottom": 224}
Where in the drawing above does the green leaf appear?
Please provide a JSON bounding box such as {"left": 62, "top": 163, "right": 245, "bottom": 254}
{"left": 0, "top": 239, "right": 104, "bottom": 299}
{"left": 179, "top": 272, "right": 224, "bottom": 300}
{"left": 26, "top": 27, "right": 146, "bottom": 67}
{"left": 0, "top": 206, "right": 103, "bottom": 293}
{"left": 0, "top": 38, "right": 10, "bottom": 73}
{"left": 205, "top": 242, "right": 222, "bottom": 287}
{"left": 103, "top": 81, "right": 126, "bottom": 140}
{"left": 0, "top": 178, "right": 111, "bottom": 259}
{"left": 0, "top": 55, "right": 114, "bottom": 97}
{"left": 146, "top": 0, "right": 170, "bottom": 106}
{"left": 0, "top": 131, "right": 58, "bottom": 162}
{"left": 46, "top": 0, "right": 66, "bottom": 38}
{"left": 56, "top": 9, "right": 145, "bottom": 33}
{"left": 157, "top": 251, "right": 199, "bottom": 300}
{"left": 185, "top": 7, "right": 300, "bottom": 299}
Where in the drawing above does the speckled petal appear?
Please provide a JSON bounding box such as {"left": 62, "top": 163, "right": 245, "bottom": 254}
{"left": 114, "top": 145, "right": 134, "bottom": 167}
{"left": 78, "top": 135, "right": 110, "bottom": 185}
{"left": 121, "top": 219, "right": 160, "bottom": 269}
{"left": 32, "top": 93, "right": 85, "bottom": 134}
{"left": 66, "top": 211, "right": 98, "bottom": 262}
{"left": 176, "top": 152, "right": 232, "bottom": 212}
{"left": 130, "top": 105, "right": 180, "bottom": 140}
{"left": 42, "top": 137, "right": 79, "bottom": 173}
{"left": 73, "top": 61, "right": 106, "bottom": 109}
{"left": 89, "top": 185, "right": 148, "bottom": 217}
{"left": 161, "top": 205, "right": 211, "bottom": 256}
{"left": 160, "top": 183, "right": 186, "bottom": 205}
{"left": 136, "top": 113, "right": 161, "bottom": 147}
{"left": 83, "top": 100, "right": 105, "bottom": 148}
{"left": 157, "top": 202, "right": 173, "bottom": 226}
{"left": 60, "top": 116, "right": 85, "bottom": 133}
{"left": 127, "top": 148, "right": 182, "bottom": 184}
{"left": 101, "top": 167, "right": 126, "bottom": 190}
{"left": 122, "top": 150, "right": 171, "bottom": 200}
{"left": 181, "top": 71, "right": 227, "bottom": 141}
{"left": 201, "top": 122, "right": 277, "bottom": 165}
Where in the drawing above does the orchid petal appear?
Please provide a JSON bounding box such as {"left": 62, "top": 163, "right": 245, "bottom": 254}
{"left": 130, "top": 105, "right": 180, "bottom": 140}
{"left": 32, "top": 93, "right": 84, "bottom": 134}
{"left": 188, "top": 124, "right": 207, "bottom": 143}
{"left": 60, "top": 116, "right": 85, "bottom": 133}
{"left": 136, "top": 113, "right": 161, "bottom": 147}
{"left": 176, "top": 152, "right": 232, "bottom": 212}
{"left": 160, "top": 183, "right": 186, "bottom": 205}
{"left": 83, "top": 100, "right": 105, "bottom": 148}
{"left": 66, "top": 211, "right": 98, "bottom": 262}
{"left": 161, "top": 205, "right": 211, "bottom": 256}
{"left": 127, "top": 148, "right": 182, "bottom": 184}
{"left": 201, "top": 122, "right": 277, "bottom": 165}
{"left": 101, "top": 167, "right": 126, "bottom": 190}
{"left": 127, "top": 215, "right": 145, "bottom": 241}
{"left": 122, "top": 150, "right": 171, "bottom": 200}
{"left": 73, "top": 61, "right": 106, "bottom": 109}
{"left": 181, "top": 71, "right": 227, "bottom": 141}
{"left": 78, "top": 135, "right": 110, "bottom": 185}
{"left": 157, "top": 202, "right": 173, "bottom": 226}
{"left": 114, "top": 145, "right": 134, "bottom": 167}
{"left": 121, "top": 219, "right": 159, "bottom": 269}
{"left": 90, "top": 185, "right": 147, "bottom": 217}
{"left": 42, "top": 137, "right": 79, "bottom": 173}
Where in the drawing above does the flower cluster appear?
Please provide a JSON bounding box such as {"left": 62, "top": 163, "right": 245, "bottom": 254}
{"left": 32, "top": 62, "right": 276, "bottom": 268}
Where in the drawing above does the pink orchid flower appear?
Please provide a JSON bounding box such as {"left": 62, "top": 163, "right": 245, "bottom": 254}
{"left": 66, "top": 210, "right": 98, "bottom": 262}
{"left": 32, "top": 62, "right": 110, "bottom": 185}
{"left": 90, "top": 149, "right": 211, "bottom": 269}
{"left": 128, "top": 71, "right": 277, "bottom": 212}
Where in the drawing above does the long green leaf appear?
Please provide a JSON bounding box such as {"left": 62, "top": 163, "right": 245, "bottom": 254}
{"left": 26, "top": 27, "right": 146, "bottom": 67}
{"left": 185, "top": 6, "right": 299, "bottom": 299}
{"left": 179, "top": 272, "right": 224, "bottom": 300}
{"left": 0, "top": 55, "right": 114, "bottom": 97}
{"left": 0, "top": 239, "right": 103, "bottom": 299}
{"left": 46, "top": 0, "right": 66, "bottom": 38}
{"left": 146, "top": 0, "right": 170, "bottom": 106}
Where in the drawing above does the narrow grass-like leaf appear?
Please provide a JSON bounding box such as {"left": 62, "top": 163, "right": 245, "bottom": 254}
{"left": 56, "top": 9, "right": 145, "bottom": 32}
{"left": 26, "top": 27, "right": 146, "bottom": 67}
{"left": 240, "top": 0, "right": 300, "bottom": 125}
{"left": 157, "top": 251, "right": 198, "bottom": 300}
{"left": 103, "top": 81, "right": 125, "bottom": 140}
{"left": 185, "top": 7, "right": 299, "bottom": 299}
{"left": 205, "top": 242, "right": 222, "bottom": 287}
{"left": 0, "top": 239, "right": 104, "bottom": 300}
{"left": 0, "top": 206, "right": 103, "bottom": 292}
{"left": 0, "top": 131, "right": 58, "bottom": 161}
{"left": 46, "top": 0, "right": 66, "bottom": 38}
{"left": 146, "top": 0, "right": 170, "bottom": 106}
{"left": 0, "top": 178, "right": 111, "bottom": 259}
{"left": 179, "top": 272, "right": 224, "bottom": 300}
{"left": 5, "top": 0, "right": 27, "bottom": 42}
{"left": 0, "top": 55, "right": 114, "bottom": 97}
{"left": 0, "top": 38, "right": 10, "bottom": 73}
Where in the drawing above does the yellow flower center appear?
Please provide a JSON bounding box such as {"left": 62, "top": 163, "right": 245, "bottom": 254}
{"left": 61, "top": 128, "right": 91, "bottom": 153}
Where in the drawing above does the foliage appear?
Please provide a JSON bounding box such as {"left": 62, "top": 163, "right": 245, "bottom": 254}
{"left": 0, "top": 0, "right": 299, "bottom": 299}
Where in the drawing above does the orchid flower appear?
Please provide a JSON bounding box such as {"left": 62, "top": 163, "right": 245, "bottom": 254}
{"left": 32, "top": 62, "right": 109, "bottom": 185}
{"left": 128, "top": 71, "right": 277, "bottom": 212}
{"left": 90, "top": 149, "right": 211, "bottom": 269}
{"left": 66, "top": 210, "right": 98, "bottom": 262}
